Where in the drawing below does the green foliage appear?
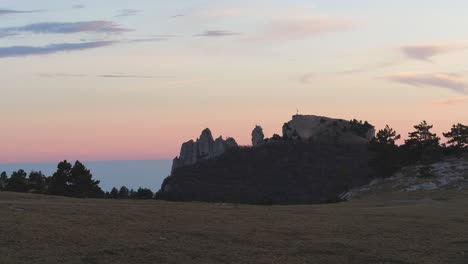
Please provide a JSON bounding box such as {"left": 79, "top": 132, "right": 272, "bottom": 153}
{"left": 404, "top": 121, "right": 441, "bottom": 162}
{"left": 5, "top": 170, "right": 28, "bottom": 192}
{"left": 47, "top": 160, "right": 103, "bottom": 198}
{"left": 370, "top": 125, "right": 404, "bottom": 177}
{"left": 110, "top": 187, "right": 119, "bottom": 199}
{"left": 0, "top": 162, "right": 156, "bottom": 200}
{"left": 133, "top": 188, "right": 154, "bottom": 199}
{"left": 49, "top": 161, "right": 72, "bottom": 196}
{"left": 118, "top": 186, "right": 130, "bottom": 199}
{"left": 28, "top": 171, "right": 47, "bottom": 193}
{"left": 271, "top": 134, "right": 283, "bottom": 140}
{"left": 405, "top": 121, "right": 440, "bottom": 149}
{"left": 373, "top": 125, "right": 401, "bottom": 146}
{"left": 0, "top": 171, "right": 8, "bottom": 190}
{"left": 443, "top": 123, "right": 468, "bottom": 150}
{"left": 350, "top": 119, "right": 374, "bottom": 138}
{"left": 69, "top": 161, "right": 103, "bottom": 198}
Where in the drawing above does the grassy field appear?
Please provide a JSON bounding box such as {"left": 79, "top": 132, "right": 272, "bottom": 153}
{"left": 1, "top": 191, "right": 468, "bottom": 264}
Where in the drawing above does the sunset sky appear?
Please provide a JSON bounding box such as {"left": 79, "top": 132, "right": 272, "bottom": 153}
{"left": 1, "top": 0, "right": 467, "bottom": 163}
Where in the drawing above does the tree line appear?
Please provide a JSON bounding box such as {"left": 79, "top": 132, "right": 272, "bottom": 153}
{"left": 0, "top": 160, "right": 155, "bottom": 199}
{"left": 1, "top": 121, "right": 466, "bottom": 198}
{"left": 370, "top": 121, "right": 467, "bottom": 177}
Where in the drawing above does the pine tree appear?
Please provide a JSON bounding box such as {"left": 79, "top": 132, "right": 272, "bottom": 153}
{"left": 404, "top": 121, "right": 440, "bottom": 149}
{"left": 118, "top": 186, "right": 130, "bottom": 199}
{"left": 443, "top": 123, "right": 468, "bottom": 150}
{"left": 373, "top": 125, "right": 401, "bottom": 145}
{"left": 404, "top": 121, "right": 441, "bottom": 162}
{"left": 28, "top": 171, "right": 47, "bottom": 193}
{"left": 69, "top": 161, "right": 103, "bottom": 198}
{"left": 6, "top": 170, "right": 28, "bottom": 192}
{"left": 0, "top": 171, "right": 8, "bottom": 190}
{"left": 370, "top": 125, "right": 403, "bottom": 177}
{"left": 49, "top": 161, "right": 72, "bottom": 196}
{"left": 110, "top": 187, "right": 119, "bottom": 199}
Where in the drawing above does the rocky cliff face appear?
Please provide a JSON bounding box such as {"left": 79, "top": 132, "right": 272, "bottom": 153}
{"left": 161, "top": 114, "right": 376, "bottom": 205}
{"left": 171, "top": 128, "right": 238, "bottom": 172}
{"left": 283, "top": 115, "right": 375, "bottom": 144}
{"left": 252, "top": 126, "right": 265, "bottom": 147}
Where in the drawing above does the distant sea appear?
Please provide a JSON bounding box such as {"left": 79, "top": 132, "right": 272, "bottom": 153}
{"left": 0, "top": 160, "right": 172, "bottom": 192}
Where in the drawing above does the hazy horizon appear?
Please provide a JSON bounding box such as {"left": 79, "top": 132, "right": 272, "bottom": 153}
{"left": 0, "top": 159, "right": 172, "bottom": 192}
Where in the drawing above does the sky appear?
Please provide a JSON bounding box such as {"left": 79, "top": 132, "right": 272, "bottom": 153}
{"left": 1, "top": 0, "right": 467, "bottom": 163}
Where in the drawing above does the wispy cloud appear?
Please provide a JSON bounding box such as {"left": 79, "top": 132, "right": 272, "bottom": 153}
{"left": 0, "top": 9, "right": 42, "bottom": 15}
{"left": 98, "top": 74, "right": 171, "bottom": 79}
{"left": 197, "top": 8, "right": 244, "bottom": 19}
{"left": 0, "top": 34, "right": 172, "bottom": 58}
{"left": 73, "top": 5, "right": 85, "bottom": 9}
{"left": 114, "top": 9, "right": 140, "bottom": 18}
{"left": 0, "top": 41, "right": 115, "bottom": 58}
{"left": 299, "top": 59, "right": 402, "bottom": 83}
{"left": 171, "top": 14, "right": 184, "bottom": 18}
{"left": 40, "top": 73, "right": 87, "bottom": 78}
{"left": 40, "top": 73, "right": 174, "bottom": 79}
{"left": 194, "top": 30, "right": 241, "bottom": 37}
{"left": 253, "top": 15, "right": 356, "bottom": 42}
{"left": 125, "top": 37, "right": 171, "bottom": 43}
{"left": 432, "top": 96, "right": 468, "bottom": 105}
{"left": 384, "top": 72, "right": 467, "bottom": 94}
{"left": 1, "top": 21, "right": 131, "bottom": 35}
{"left": 401, "top": 43, "right": 468, "bottom": 61}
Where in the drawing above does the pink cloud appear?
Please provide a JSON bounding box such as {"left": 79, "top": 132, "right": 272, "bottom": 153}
{"left": 401, "top": 43, "right": 468, "bottom": 61}
{"left": 432, "top": 96, "right": 468, "bottom": 105}
{"left": 384, "top": 72, "right": 467, "bottom": 94}
{"left": 253, "top": 15, "right": 356, "bottom": 42}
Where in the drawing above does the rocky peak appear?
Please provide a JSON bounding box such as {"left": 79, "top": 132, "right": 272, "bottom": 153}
{"left": 197, "top": 128, "right": 215, "bottom": 159}
{"left": 252, "top": 126, "right": 265, "bottom": 146}
{"left": 172, "top": 129, "right": 238, "bottom": 173}
{"left": 282, "top": 115, "right": 375, "bottom": 144}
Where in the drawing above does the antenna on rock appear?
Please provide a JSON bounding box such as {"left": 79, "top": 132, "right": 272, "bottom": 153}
{"left": 296, "top": 107, "right": 300, "bottom": 115}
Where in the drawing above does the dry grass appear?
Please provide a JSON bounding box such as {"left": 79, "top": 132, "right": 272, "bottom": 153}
{"left": 1, "top": 191, "right": 468, "bottom": 264}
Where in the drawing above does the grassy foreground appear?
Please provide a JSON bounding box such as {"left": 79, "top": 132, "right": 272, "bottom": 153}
{"left": 1, "top": 191, "right": 467, "bottom": 264}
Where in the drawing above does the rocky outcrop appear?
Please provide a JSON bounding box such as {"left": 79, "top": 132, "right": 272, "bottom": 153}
{"left": 161, "top": 142, "right": 371, "bottom": 204}
{"left": 340, "top": 157, "right": 468, "bottom": 201}
{"left": 161, "top": 114, "right": 377, "bottom": 205}
{"left": 252, "top": 126, "right": 265, "bottom": 147}
{"left": 172, "top": 128, "right": 238, "bottom": 172}
{"left": 282, "top": 115, "right": 375, "bottom": 144}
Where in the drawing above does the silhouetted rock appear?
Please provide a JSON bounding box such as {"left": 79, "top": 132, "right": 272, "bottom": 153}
{"left": 252, "top": 126, "right": 265, "bottom": 146}
{"left": 282, "top": 115, "right": 375, "bottom": 144}
{"left": 171, "top": 129, "right": 239, "bottom": 173}
{"left": 162, "top": 115, "right": 376, "bottom": 205}
{"left": 198, "top": 128, "right": 215, "bottom": 159}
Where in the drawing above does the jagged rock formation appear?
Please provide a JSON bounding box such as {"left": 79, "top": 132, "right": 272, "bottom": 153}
{"left": 161, "top": 114, "right": 377, "bottom": 205}
{"left": 282, "top": 115, "right": 375, "bottom": 144}
{"left": 171, "top": 128, "right": 238, "bottom": 172}
{"left": 252, "top": 126, "right": 265, "bottom": 147}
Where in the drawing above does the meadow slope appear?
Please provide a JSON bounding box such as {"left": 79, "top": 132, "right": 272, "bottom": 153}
{"left": 1, "top": 191, "right": 467, "bottom": 264}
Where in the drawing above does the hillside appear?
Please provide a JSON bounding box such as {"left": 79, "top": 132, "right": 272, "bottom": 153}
{"left": 1, "top": 191, "right": 468, "bottom": 264}
{"left": 342, "top": 156, "right": 468, "bottom": 200}
{"left": 160, "top": 115, "right": 376, "bottom": 204}
{"left": 161, "top": 142, "right": 372, "bottom": 204}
